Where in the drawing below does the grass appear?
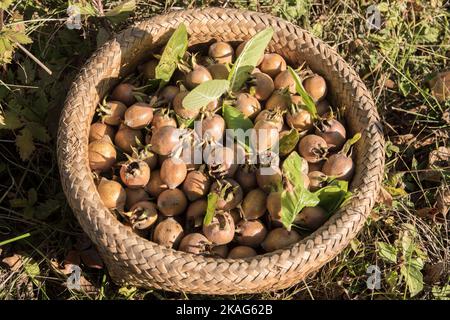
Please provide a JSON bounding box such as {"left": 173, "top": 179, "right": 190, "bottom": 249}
{"left": 0, "top": 0, "right": 449, "bottom": 300}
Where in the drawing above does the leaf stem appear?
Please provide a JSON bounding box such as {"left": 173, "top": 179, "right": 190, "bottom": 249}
{"left": 16, "top": 43, "right": 52, "bottom": 75}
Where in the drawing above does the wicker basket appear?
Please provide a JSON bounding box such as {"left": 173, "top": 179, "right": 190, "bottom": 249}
{"left": 57, "top": 8, "right": 385, "bottom": 295}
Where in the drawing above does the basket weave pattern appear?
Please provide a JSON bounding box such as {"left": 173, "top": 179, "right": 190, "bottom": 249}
{"left": 57, "top": 8, "right": 385, "bottom": 294}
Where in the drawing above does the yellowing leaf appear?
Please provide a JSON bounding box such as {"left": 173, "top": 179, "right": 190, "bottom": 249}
{"left": 104, "top": 0, "right": 136, "bottom": 24}
{"left": 16, "top": 128, "right": 35, "bottom": 161}
{"left": 400, "top": 264, "right": 424, "bottom": 297}
{"left": 376, "top": 241, "right": 398, "bottom": 264}
{"left": 432, "top": 285, "right": 450, "bottom": 300}
{"left": 68, "top": 1, "right": 98, "bottom": 16}
{"left": 0, "top": 0, "right": 13, "bottom": 10}
{"left": 0, "top": 110, "right": 22, "bottom": 130}
{"left": 9, "top": 31, "right": 32, "bottom": 45}
{"left": 23, "top": 256, "right": 41, "bottom": 287}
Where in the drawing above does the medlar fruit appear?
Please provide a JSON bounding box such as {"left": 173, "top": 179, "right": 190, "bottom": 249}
{"left": 157, "top": 188, "right": 188, "bottom": 217}
{"left": 120, "top": 160, "right": 151, "bottom": 189}
{"left": 202, "top": 210, "right": 235, "bottom": 245}
{"left": 160, "top": 157, "right": 187, "bottom": 189}
{"left": 261, "top": 228, "right": 301, "bottom": 252}
{"left": 227, "top": 246, "right": 257, "bottom": 259}
{"left": 153, "top": 218, "right": 184, "bottom": 248}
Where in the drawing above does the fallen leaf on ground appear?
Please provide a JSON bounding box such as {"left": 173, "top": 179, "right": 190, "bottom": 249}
{"left": 443, "top": 110, "right": 450, "bottom": 125}
{"left": 1, "top": 254, "right": 23, "bottom": 272}
{"left": 409, "top": 104, "right": 428, "bottom": 114}
{"left": 424, "top": 262, "right": 445, "bottom": 285}
{"left": 413, "top": 136, "right": 435, "bottom": 149}
{"left": 416, "top": 207, "right": 445, "bottom": 223}
{"left": 436, "top": 187, "right": 449, "bottom": 218}
{"left": 391, "top": 134, "right": 436, "bottom": 149}
{"left": 429, "top": 147, "right": 450, "bottom": 168}
{"left": 430, "top": 70, "right": 450, "bottom": 102}
{"left": 377, "top": 186, "right": 393, "bottom": 207}
{"left": 421, "top": 146, "right": 450, "bottom": 182}
{"left": 391, "top": 134, "right": 415, "bottom": 146}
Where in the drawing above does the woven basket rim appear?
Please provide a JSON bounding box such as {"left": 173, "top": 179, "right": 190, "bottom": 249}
{"left": 57, "top": 8, "right": 385, "bottom": 294}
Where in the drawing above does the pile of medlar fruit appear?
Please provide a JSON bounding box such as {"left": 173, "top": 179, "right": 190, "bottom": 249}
{"left": 89, "top": 37, "right": 357, "bottom": 259}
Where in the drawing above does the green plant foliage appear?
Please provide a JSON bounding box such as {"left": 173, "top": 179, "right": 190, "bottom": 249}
{"left": 281, "top": 152, "right": 320, "bottom": 230}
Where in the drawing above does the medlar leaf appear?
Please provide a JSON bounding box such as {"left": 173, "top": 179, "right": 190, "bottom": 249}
{"left": 182, "top": 79, "right": 229, "bottom": 110}
{"left": 288, "top": 66, "right": 319, "bottom": 119}
{"left": 314, "top": 180, "right": 351, "bottom": 214}
{"left": 228, "top": 28, "right": 274, "bottom": 92}
{"left": 279, "top": 129, "right": 300, "bottom": 157}
{"left": 280, "top": 151, "right": 319, "bottom": 230}
{"left": 155, "top": 23, "right": 188, "bottom": 85}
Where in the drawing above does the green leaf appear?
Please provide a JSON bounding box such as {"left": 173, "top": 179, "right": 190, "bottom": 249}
{"left": 17, "top": 58, "right": 36, "bottom": 84}
{"left": 68, "top": 1, "right": 98, "bottom": 16}
{"left": 104, "top": 0, "right": 136, "bottom": 24}
{"left": 8, "top": 31, "right": 32, "bottom": 45}
{"left": 175, "top": 114, "right": 195, "bottom": 129}
{"left": 279, "top": 129, "right": 300, "bottom": 156}
{"left": 385, "top": 141, "right": 400, "bottom": 157}
{"left": 182, "top": 80, "right": 229, "bottom": 110}
{"left": 400, "top": 264, "right": 424, "bottom": 297}
{"left": 384, "top": 186, "right": 408, "bottom": 197}
{"left": 420, "top": 26, "right": 440, "bottom": 43}
{"left": 118, "top": 286, "right": 138, "bottom": 299}
{"left": 400, "top": 223, "right": 417, "bottom": 260}
{"left": 386, "top": 270, "right": 399, "bottom": 289}
{"left": 25, "top": 122, "right": 50, "bottom": 143}
{"left": 0, "top": 39, "right": 13, "bottom": 64}
{"left": 288, "top": 66, "right": 318, "bottom": 119}
{"left": 35, "top": 199, "right": 61, "bottom": 220}
{"left": 314, "top": 180, "right": 351, "bottom": 213}
{"left": 0, "top": 110, "right": 22, "bottom": 130}
{"left": 0, "top": 35, "right": 13, "bottom": 52}
{"left": 0, "top": 29, "right": 32, "bottom": 65}
{"left": 341, "top": 132, "right": 361, "bottom": 155}
{"left": 203, "top": 192, "right": 219, "bottom": 226}
{"left": 23, "top": 257, "right": 41, "bottom": 287}
{"left": 281, "top": 152, "right": 320, "bottom": 230}
{"left": 432, "top": 285, "right": 450, "bottom": 300}
{"left": 228, "top": 28, "right": 273, "bottom": 92}
{"left": 155, "top": 23, "right": 188, "bottom": 84}
{"left": 16, "top": 127, "right": 35, "bottom": 161}
{"left": 222, "top": 104, "right": 253, "bottom": 131}
{"left": 376, "top": 241, "right": 398, "bottom": 264}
